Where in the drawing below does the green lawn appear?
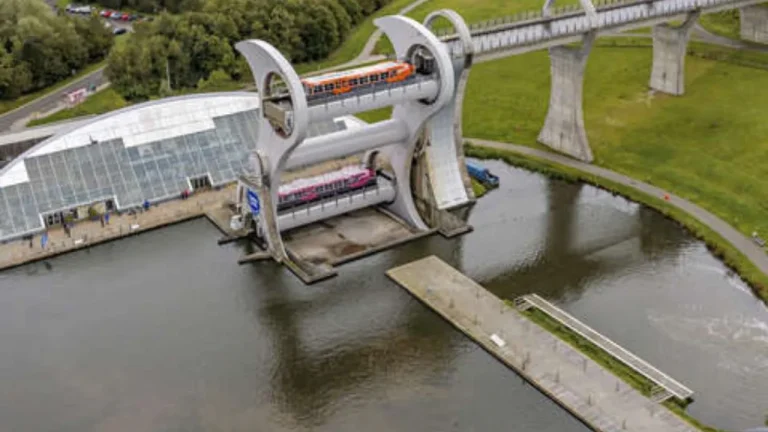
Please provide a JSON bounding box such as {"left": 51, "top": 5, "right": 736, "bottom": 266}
{"left": 27, "top": 87, "right": 127, "bottom": 127}
{"left": 462, "top": 44, "right": 768, "bottom": 249}
{"left": 700, "top": 10, "right": 741, "bottom": 40}
{"left": 27, "top": 75, "right": 251, "bottom": 127}
{"left": 406, "top": 0, "right": 579, "bottom": 26}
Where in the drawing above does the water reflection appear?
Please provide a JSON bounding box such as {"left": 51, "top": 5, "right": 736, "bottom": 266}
{"left": 1, "top": 159, "right": 766, "bottom": 431}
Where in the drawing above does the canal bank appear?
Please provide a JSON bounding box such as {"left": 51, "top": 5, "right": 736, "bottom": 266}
{"left": 0, "top": 186, "right": 237, "bottom": 272}
{"left": 465, "top": 139, "right": 768, "bottom": 305}
{"left": 2, "top": 158, "right": 767, "bottom": 431}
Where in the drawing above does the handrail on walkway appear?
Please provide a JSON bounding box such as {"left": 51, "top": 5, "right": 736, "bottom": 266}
{"left": 518, "top": 293, "right": 694, "bottom": 402}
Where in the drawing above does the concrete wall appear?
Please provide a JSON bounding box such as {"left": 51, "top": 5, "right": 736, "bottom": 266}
{"left": 741, "top": 5, "right": 768, "bottom": 44}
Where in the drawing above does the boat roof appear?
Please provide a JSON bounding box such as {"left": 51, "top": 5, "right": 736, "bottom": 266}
{"left": 301, "top": 61, "right": 402, "bottom": 85}
{"left": 279, "top": 165, "right": 369, "bottom": 195}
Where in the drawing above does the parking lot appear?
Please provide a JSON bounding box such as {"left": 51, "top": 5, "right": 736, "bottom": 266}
{"left": 62, "top": 4, "right": 154, "bottom": 34}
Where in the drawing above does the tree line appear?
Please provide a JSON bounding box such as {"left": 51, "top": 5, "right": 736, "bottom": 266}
{"left": 0, "top": 0, "right": 114, "bottom": 100}
{"left": 105, "top": 0, "right": 393, "bottom": 101}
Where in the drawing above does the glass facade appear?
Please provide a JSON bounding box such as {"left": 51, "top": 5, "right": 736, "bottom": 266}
{"left": 0, "top": 107, "right": 349, "bottom": 241}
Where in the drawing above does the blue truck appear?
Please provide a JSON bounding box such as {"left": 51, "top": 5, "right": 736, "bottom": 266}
{"left": 466, "top": 161, "right": 499, "bottom": 189}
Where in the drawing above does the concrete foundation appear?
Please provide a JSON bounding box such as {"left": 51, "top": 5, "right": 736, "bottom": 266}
{"left": 740, "top": 5, "right": 768, "bottom": 44}
{"left": 650, "top": 13, "right": 698, "bottom": 96}
{"left": 283, "top": 207, "right": 429, "bottom": 268}
{"left": 538, "top": 33, "right": 595, "bottom": 163}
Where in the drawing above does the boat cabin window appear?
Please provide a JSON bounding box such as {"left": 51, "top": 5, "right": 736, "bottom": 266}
{"left": 380, "top": 72, "right": 388, "bottom": 80}
{"left": 324, "top": 84, "right": 334, "bottom": 91}
{"left": 389, "top": 70, "right": 397, "bottom": 78}
{"left": 360, "top": 76, "right": 369, "bottom": 85}
{"left": 314, "top": 85, "right": 323, "bottom": 93}
{"left": 370, "top": 74, "right": 379, "bottom": 82}
{"left": 349, "top": 78, "right": 358, "bottom": 86}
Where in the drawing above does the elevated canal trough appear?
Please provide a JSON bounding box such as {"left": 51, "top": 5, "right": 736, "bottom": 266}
{"left": 386, "top": 256, "right": 697, "bottom": 432}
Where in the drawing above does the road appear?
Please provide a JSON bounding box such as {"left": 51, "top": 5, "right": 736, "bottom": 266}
{"left": 468, "top": 138, "right": 768, "bottom": 279}
{"left": 0, "top": 67, "right": 106, "bottom": 132}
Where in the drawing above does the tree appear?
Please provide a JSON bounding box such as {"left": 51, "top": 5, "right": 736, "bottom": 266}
{"left": 296, "top": 1, "right": 340, "bottom": 62}
{"left": 196, "top": 69, "right": 234, "bottom": 91}
{"left": 71, "top": 15, "right": 114, "bottom": 62}
{"left": 0, "top": 0, "right": 111, "bottom": 100}
{"left": 105, "top": 0, "right": 394, "bottom": 101}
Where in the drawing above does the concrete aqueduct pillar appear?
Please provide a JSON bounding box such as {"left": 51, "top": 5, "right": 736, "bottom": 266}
{"left": 740, "top": 5, "right": 768, "bottom": 44}
{"left": 537, "top": 32, "right": 596, "bottom": 163}
{"left": 649, "top": 12, "right": 699, "bottom": 96}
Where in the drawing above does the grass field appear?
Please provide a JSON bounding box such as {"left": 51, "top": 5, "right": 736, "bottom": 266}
{"left": 27, "top": 74, "right": 250, "bottom": 127}
{"left": 406, "top": 0, "right": 578, "bottom": 25}
{"left": 461, "top": 45, "right": 768, "bottom": 246}
{"left": 27, "top": 88, "right": 128, "bottom": 127}
{"left": 700, "top": 10, "right": 741, "bottom": 40}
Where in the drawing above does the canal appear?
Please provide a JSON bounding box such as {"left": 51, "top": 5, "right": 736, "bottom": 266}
{"left": 0, "top": 160, "right": 765, "bottom": 431}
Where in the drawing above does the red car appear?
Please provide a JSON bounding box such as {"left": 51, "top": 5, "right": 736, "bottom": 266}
{"left": 100, "top": 9, "right": 115, "bottom": 17}
{"left": 120, "top": 13, "right": 131, "bottom": 21}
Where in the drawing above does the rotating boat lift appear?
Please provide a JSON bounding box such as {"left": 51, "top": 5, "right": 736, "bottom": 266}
{"left": 232, "top": 11, "right": 478, "bottom": 283}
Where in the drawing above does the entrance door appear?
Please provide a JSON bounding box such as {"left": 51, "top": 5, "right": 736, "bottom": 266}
{"left": 190, "top": 175, "right": 212, "bottom": 190}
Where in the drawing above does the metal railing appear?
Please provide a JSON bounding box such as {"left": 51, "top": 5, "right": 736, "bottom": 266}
{"left": 519, "top": 293, "right": 694, "bottom": 402}
{"left": 439, "top": 0, "right": 764, "bottom": 56}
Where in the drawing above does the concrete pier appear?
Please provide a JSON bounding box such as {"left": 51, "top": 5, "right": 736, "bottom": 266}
{"left": 741, "top": 5, "right": 768, "bottom": 44}
{"left": 650, "top": 13, "right": 699, "bottom": 96}
{"left": 538, "top": 33, "right": 596, "bottom": 163}
{"left": 0, "top": 187, "right": 236, "bottom": 272}
{"left": 386, "top": 256, "right": 697, "bottom": 432}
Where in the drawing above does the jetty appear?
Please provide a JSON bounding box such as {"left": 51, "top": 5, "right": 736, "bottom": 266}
{"left": 386, "top": 256, "right": 697, "bottom": 432}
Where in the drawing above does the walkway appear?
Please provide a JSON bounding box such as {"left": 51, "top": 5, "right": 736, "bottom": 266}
{"left": 467, "top": 138, "right": 768, "bottom": 278}
{"left": 310, "top": 0, "right": 431, "bottom": 75}
{"left": 518, "top": 294, "right": 693, "bottom": 402}
{"left": 0, "top": 186, "right": 234, "bottom": 272}
{"left": 387, "top": 256, "right": 697, "bottom": 432}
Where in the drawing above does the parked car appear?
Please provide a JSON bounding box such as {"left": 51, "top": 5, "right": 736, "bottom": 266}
{"left": 66, "top": 4, "right": 92, "bottom": 14}
{"left": 113, "top": 27, "right": 128, "bottom": 35}
{"left": 109, "top": 12, "right": 123, "bottom": 20}
{"left": 120, "top": 13, "right": 132, "bottom": 21}
{"left": 100, "top": 9, "right": 112, "bottom": 17}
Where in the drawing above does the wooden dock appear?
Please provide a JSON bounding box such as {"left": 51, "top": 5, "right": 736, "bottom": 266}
{"left": 386, "top": 256, "right": 697, "bottom": 432}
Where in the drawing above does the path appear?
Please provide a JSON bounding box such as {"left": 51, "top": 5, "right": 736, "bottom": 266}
{"left": 0, "top": 186, "right": 234, "bottom": 272}
{"left": 692, "top": 22, "right": 768, "bottom": 53}
{"left": 467, "top": 138, "right": 768, "bottom": 278}
{"left": 354, "top": 0, "right": 431, "bottom": 64}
